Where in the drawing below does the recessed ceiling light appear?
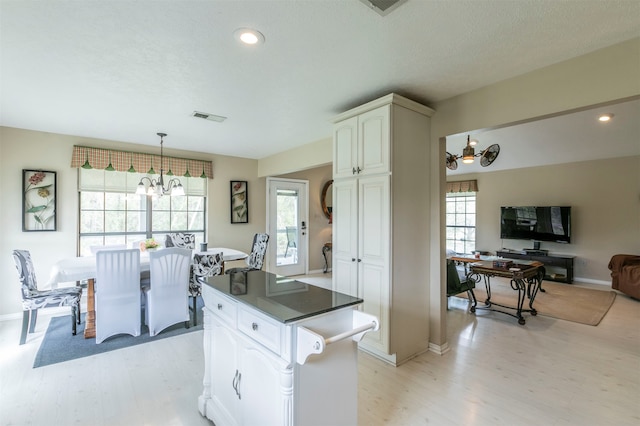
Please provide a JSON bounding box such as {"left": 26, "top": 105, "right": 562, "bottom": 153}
{"left": 598, "top": 113, "right": 614, "bottom": 122}
{"left": 234, "top": 28, "right": 265, "bottom": 45}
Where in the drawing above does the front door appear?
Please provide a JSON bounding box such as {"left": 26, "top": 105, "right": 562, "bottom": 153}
{"left": 266, "top": 178, "right": 308, "bottom": 276}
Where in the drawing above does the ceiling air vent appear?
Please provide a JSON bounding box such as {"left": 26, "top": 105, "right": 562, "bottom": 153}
{"left": 192, "top": 111, "right": 227, "bottom": 123}
{"left": 359, "top": 0, "right": 407, "bottom": 16}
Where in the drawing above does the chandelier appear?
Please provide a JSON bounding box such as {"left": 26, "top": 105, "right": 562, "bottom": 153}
{"left": 135, "top": 133, "right": 185, "bottom": 197}
{"left": 446, "top": 135, "right": 500, "bottom": 170}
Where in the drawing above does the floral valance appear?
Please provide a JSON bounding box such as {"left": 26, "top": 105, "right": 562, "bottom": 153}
{"left": 446, "top": 179, "right": 478, "bottom": 193}
{"left": 71, "top": 145, "right": 213, "bottom": 179}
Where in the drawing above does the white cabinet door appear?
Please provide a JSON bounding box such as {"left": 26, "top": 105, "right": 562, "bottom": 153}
{"left": 238, "top": 343, "right": 290, "bottom": 426}
{"left": 210, "top": 316, "right": 241, "bottom": 426}
{"left": 332, "top": 179, "right": 358, "bottom": 297}
{"left": 333, "top": 116, "right": 358, "bottom": 179}
{"left": 358, "top": 175, "right": 390, "bottom": 352}
{"left": 358, "top": 105, "right": 390, "bottom": 177}
{"left": 333, "top": 105, "right": 390, "bottom": 179}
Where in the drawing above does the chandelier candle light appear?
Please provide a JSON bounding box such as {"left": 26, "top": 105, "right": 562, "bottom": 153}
{"left": 136, "top": 133, "right": 185, "bottom": 197}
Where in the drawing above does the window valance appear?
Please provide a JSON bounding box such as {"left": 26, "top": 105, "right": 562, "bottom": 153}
{"left": 71, "top": 146, "right": 213, "bottom": 179}
{"left": 446, "top": 179, "right": 478, "bottom": 193}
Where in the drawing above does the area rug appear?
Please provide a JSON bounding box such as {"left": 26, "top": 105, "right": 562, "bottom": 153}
{"left": 33, "top": 298, "right": 204, "bottom": 368}
{"left": 457, "top": 279, "right": 616, "bottom": 326}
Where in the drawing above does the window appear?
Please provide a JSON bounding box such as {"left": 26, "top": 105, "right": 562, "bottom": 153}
{"left": 78, "top": 169, "right": 206, "bottom": 256}
{"left": 446, "top": 191, "right": 476, "bottom": 255}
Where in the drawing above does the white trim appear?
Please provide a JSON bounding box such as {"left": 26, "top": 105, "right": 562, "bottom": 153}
{"left": 266, "top": 177, "right": 310, "bottom": 276}
{"left": 573, "top": 277, "right": 610, "bottom": 286}
{"left": 428, "top": 341, "right": 451, "bottom": 356}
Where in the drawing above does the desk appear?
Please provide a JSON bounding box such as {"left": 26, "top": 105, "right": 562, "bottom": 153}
{"left": 469, "top": 260, "right": 543, "bottom": 325}
{"left": 452, "top": 255, "right": 546, "bottom": 292}
{"left": 47, "top": 248, "right": 248, "bottom": 339}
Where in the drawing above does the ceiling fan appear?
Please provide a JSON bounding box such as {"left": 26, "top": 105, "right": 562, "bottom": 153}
{"left": 446, "top": 135, "right": 500, "bottom": 170}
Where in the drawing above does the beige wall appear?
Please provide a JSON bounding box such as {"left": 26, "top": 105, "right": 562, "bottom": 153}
{"left": 427, "top": 38, "right": 640, "bottom": 348}
{"left": 278, "top": 165, "right": 333, "bottom": 272}
{"left": 258, "top": 137, "right": 332, "bottom": 177}
{"left": 450, "top": 156, "right": 640, "bottom": 283}
{"left": 0, "top": 127, "right": 264, "bottom": 317}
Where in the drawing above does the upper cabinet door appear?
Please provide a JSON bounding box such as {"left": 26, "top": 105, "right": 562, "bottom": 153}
{"left": 358, "top": 104, "right": 390, "bottom": 177}
{"left": 333, "top": 116, "right": 358, "bottom": 179}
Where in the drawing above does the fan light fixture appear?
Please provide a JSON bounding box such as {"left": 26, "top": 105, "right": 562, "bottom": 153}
{"left": 446, "top": 135, "right": 501, "bottom": 170}
{"left": 598, "top": 113, "right": 614, "bottom": 122}
{"left": 135, "top": 133, "right": 185, "bottom": 197}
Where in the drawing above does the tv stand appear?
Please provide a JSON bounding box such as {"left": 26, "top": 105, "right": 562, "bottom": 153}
{"left": 496, "top": 250, "right": 575, "bottom": 284}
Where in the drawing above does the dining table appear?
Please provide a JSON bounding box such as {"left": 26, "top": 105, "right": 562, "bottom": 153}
{"left": 47, "top": 247, "right": 248, "bottom": 339}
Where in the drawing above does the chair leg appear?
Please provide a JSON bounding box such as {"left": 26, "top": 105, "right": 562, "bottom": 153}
{"left": 192, "top": 296, "right": 198, "bottom": 327}
{"left": 29, "top": 310, "right": 38, "bottom": 333}
{"left": 467, "top": 288, "right": 477, "bottom": 312}
{"left": 71, "top": 306, "right": 77, "bottom": 336}
{"left": 77, "top": 302, "right": 82, "bottom": 324}
{"left": 20, "top": 311, "right": 30, "bottom": 345}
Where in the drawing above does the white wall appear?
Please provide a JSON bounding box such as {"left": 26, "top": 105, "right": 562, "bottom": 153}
{"left": 0, "top": 127, "right": 264, "bottom": 317}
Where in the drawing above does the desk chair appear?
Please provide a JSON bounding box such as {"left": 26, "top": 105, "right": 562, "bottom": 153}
{"left": 446, "top": 259, "right": 477, "bottom": 312}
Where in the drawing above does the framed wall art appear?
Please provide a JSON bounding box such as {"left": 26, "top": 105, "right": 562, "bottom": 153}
{"left": 230, "top": 180, "right": 248, "bottom": 224}
{"left": 23, "top": 169, "right": 57, "bottom": 232}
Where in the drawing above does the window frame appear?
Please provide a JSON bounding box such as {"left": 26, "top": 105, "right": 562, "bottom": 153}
{"left": 445, "top": 191, "right": 476, "bottom": 255}
{"left": 77, "top": 169, "right": 207, "bottom": 256}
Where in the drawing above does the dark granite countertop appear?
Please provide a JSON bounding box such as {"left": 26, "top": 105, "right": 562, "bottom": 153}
{"left": 203, "top": 270, "right": 362, "bottom": 324}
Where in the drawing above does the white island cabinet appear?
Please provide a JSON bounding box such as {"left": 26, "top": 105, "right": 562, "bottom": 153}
{"left": 198, "top": 271, "right": 378, "bottom": 426}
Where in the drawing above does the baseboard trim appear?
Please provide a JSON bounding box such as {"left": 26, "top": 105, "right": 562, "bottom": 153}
{"left": 0, "top": 312, "right": 22, "bottom": 322}
{"left": 573, "top": 277, "right": 610, "bottom": 286}
{"left": 428, "top": 341, "right": 450, "bottom": 355}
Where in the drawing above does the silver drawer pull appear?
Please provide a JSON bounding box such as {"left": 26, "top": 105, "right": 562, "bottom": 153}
{"left": 252, "top": 322, "right": 259, "bottom": 331}
{"left": 217, "top": 303, "right": 223, "bottom": 310}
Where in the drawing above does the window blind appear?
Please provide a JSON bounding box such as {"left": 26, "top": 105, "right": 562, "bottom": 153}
{"left": 446, "top": 179, "right": 478, "bottom": 193}
{"left": 71, "top": 145, "right": 213, "bottom": 179}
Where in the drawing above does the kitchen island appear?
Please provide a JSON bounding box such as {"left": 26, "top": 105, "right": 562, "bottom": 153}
{"left": 198, "top": 270, "right": 378, "bottom": 426}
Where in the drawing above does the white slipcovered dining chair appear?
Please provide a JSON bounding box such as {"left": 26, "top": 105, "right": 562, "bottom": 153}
{"left": 144, "top": 247, "right": 191, "bottom": 336}
{"left": 90, "top": 244, "right": 127, "bottom": 255}
{"left": 95, "top": 249, "right": 141, "bottom": 344}
{"left": 189, "top": 252, "right": 224, "bottom": 326}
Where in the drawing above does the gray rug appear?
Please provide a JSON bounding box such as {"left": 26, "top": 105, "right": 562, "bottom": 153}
{"left": 33, "top": 297, "right": 203, "bottom": 368}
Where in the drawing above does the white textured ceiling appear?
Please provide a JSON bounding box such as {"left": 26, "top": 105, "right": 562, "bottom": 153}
{"left": 1, "top": 0, "right": 639, "bottom": 161}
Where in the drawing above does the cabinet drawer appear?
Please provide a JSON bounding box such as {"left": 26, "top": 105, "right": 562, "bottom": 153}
{"left": 238, "top": 307, "right": 281, "bottom": 355}
{"left": 209, "top": 291, "right": 237, "bottom": 327}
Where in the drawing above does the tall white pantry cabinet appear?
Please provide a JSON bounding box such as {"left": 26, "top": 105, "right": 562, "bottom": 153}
{"left": 332, "top": 93, "right": 435, "bottom": 366}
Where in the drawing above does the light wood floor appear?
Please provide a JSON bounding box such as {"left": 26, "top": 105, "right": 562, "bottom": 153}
{"left": 1, "top": 278, "right": 638, "bottom": 426}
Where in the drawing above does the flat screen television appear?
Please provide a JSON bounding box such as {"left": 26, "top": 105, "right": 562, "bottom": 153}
{"left": 500, "top": 206, "right": 571, "bottom": 244}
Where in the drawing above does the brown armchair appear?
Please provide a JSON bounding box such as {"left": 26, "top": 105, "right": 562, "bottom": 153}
{"left": 608, "top": 254, "right": 640, "bottom": 300}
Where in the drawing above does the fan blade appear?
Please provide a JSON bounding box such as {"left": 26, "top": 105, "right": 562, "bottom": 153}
{"left": 446, "top": 152, "right": 458, "bottom": 170}
{"left": 480, "top": 144, "right": 500, "bottom": 167}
